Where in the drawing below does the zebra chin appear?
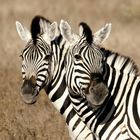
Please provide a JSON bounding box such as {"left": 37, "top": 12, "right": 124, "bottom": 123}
{"left": 20, "top": 89, "right": 39, "bottom": 104}
{"left": 21, "top": 94, "right": 38, "bottom": 104}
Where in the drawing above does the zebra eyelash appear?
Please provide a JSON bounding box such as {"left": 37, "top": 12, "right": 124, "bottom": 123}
{"left": 44, "top": 54, "right": 51, "bottom": 60}
{"left": 44, "top": 52, "right": 54, "bottom": 61}
{"left": 74, "top": 54, "right": 83, "bottom": 61}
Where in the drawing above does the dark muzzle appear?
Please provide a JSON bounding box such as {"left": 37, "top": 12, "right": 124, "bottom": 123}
{"left": 85, "top": 73, "right": 109, "bottom": 109}
{"left": 21, "top": 76, "right": 38, "bottom": 104}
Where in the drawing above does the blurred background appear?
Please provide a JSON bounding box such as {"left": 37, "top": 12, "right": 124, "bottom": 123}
{"left": 0, "top": 0, "right": 140, "bottom": 139}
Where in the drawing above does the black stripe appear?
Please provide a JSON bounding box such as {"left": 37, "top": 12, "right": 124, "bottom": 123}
{"left": 133, "top": 81, "right": 140, "bottom": 129}
{"left": 51, "top": 77, "right": 66, "bottom": 102}
{"left": 66, "top": 109, "right": 76, "bottom": 125}
{"left": 72, "top": 118, "right": 81, "bottom": 131}
{"left": 111, "top": 54, "right": 117, "bottom": 67}
{"left": 105, "top": 105, "right": 124, "bottom": 139}
{"left": 60, "top": 94, "right": 71, "bottom": 114}
{"left": 125, "top": 77, "right": 140, "bottom": 139}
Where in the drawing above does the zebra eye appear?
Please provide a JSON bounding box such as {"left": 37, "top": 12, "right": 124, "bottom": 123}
{"left": 74, "top": 54, "right": 82, "bottom": 61}
{"left": 19, "top": 54, "right": 23, "bottom": 59}
{"left": 44, "top": 54, "right": 51, "bottom": 60}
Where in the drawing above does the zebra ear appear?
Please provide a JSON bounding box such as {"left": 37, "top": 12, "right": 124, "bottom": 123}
{"left": 41, "top": 21, "right": 58, "bottom": 43}
{"left": 60, "top": 20, "right": 73, "bottom": 42}
{"left": 79, "top": 22, "right": 93, "bottom": 45}
{"left": 31, "top": 16, "right": 51, "bottom": 43}
{"left": 16, "top": 21, "right": 31, "bottom": 43}
{"left": 48, "top": 21, "right": 59, "bottom": 40}
{"left": 39, "top": 18, "right": 51, "bottom": 33}
{"left": 94, "top": 23, "right": 112, "bottom": 45}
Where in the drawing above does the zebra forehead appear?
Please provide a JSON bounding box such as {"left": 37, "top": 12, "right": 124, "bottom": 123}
{"left": 34, "top": 37, "right": 51, "bottom": 48}
{"left": 71, "top": 43, "right": 103, "bottom": 56}
{"left": 22, "top": 43, "right": 51, "bottom": 58}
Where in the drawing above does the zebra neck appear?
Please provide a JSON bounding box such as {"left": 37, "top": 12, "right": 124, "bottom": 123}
{"left": 44, "top": 35, "right": 71, "bottom": 118}
{"left": 44, "top": 73, "right": 95, "bottom": 139}
{"left": 50, "top": 35, "right": 68, "bottom": 79}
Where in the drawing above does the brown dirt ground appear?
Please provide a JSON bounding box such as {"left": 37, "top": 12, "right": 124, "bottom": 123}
{"left": 0, "top": 0, "right": 140, "bottom": 139}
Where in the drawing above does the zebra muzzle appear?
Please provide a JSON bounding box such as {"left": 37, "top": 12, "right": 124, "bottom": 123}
{"left": 21, "top": 76, "right": 38, "bottom": 104}
{"left": 85, "top": 78, "right": 109, "bottom": 109}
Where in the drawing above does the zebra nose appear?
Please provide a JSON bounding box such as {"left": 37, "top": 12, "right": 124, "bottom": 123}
{"left": 21, "top": 75, "right": 36, "bottom": 95}
{"left": 86, "top": 81, "right": 109, "bottom": 108}
{"left": 90, "top": 73, "right": 103, "bottom": 82}
{"left": 21, "top": 75, "right": 38, "bottom": 104}
{"left": 24, "top": 75, "right": 36, "bottom": 86}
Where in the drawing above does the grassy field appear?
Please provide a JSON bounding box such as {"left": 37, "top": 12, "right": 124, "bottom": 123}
{"left": 0, "top": 0, "right": 140, "bottom": 139}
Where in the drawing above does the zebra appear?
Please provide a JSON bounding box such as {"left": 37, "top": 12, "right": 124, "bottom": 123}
{"left": 60, "top": 20, "right": 111, "bottom": 109}
{"left": 15, "top": 16, "right": 94, "bottom": 140}
{"left": 60, "top": 20, "right": 140, "bottom": 139}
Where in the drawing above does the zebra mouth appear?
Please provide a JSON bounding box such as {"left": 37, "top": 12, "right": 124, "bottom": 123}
{"left": 20, "top": 88, "right": 39, "bottom": 104}
{"left": 21, "top": 79, "right": 39, "bottom": 104}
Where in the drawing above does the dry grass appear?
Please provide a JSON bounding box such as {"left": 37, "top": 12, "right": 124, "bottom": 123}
{"left": 0, "top": 0, "right": 140, "bottom": 139}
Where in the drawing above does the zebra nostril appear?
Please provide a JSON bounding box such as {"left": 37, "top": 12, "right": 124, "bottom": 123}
{"left": 22, "top": 86, "right": 32, "bottom": 95}
{"left": 30, "top": 75, "right": 36, "bottom": 86}
{"left": 89, "top": 87, "right": 94, "bottom": 92}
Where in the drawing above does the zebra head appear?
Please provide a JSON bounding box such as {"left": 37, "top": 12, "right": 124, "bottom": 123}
{"left": 60, "top": 20, "right": 111, "bottom": 108}
{"left": 16, "top": 16, "right": 58, "bottom": 104}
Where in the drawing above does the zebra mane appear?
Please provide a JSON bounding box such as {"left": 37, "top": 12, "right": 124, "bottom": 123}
{"left": 79, "top": 22, "right": 93, "bottom": 45}
{"left": 101, "top": 48, "right": 139, "bottom": 75}
{"left": 31, "top": 15, "right": 51, "bottom": 44}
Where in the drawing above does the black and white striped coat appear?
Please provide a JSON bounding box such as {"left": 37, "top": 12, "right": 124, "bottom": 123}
{"left": 16, "top": 16, "right": 94, "bottom": 140}
{"left": 60, "top": 20, "right": 140, "bottom": 140}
